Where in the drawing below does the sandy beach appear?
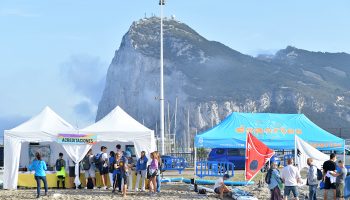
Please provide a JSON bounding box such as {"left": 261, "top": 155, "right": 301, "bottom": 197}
{"left": 0, "top": 181, "right": 326, "bottom": 200}
{"left": 0, "top": 169, "right": 328, "bottom": 199}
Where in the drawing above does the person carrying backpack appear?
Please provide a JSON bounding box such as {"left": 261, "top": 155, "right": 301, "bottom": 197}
{"left": 82, "top": 149, "right": 96, "bottom": 189}
{"left": 55, "top": 152, "right": 66, "bottom": 189}
{"left": 307, "top": 158, "right": 318, "bottom": 200}
{"left": 267, "top": 161, "right": 283, "bottom": 200}
{"left": 96, "top": 146, "right": 109, "bottom": 190}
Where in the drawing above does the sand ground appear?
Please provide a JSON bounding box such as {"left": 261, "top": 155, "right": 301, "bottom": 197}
{"left": 0, "top": 169, "right": 329, "bottom": 199}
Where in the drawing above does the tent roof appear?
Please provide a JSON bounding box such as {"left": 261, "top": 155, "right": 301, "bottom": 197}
{"left": 80, "top": 106, "right": 152, "bottom": 134}
{"left": 5, "top": 106, "right": 76, "bottom": 141}
{"left": 195, "top": 112, "right": 344, "bottom": 151}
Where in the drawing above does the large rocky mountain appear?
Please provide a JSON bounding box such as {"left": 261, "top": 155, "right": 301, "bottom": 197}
{"left": 96, "top": 17, "right": 350, "bottom": 146}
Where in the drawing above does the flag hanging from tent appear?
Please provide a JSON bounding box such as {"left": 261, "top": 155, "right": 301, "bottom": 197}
{"left": 295, "top": 135, "right": 329, "bottom": 170}
{"left": 245, "top": 132, "right": 275, "bottom": 181}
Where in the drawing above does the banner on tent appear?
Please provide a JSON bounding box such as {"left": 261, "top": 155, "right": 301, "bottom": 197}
{"left": 236, "top": 125, "right": 303, "bottom": 135}
{"left": 57, "top": 134, "right": 97, "bottom": 144}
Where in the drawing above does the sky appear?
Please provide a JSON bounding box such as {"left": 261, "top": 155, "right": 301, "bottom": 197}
{"left": 0, "top": 0, "right": 350, "bottom": 143}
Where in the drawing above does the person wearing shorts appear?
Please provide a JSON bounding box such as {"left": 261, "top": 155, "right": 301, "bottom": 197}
{"left": 83, "top": 149, "right": 96, "bottom": 189}
{"left": 119, "top": 152, "right": 129, "bottom": 197}
{"left": 281, "top": 158, "right": 301, "bottom": 200}
{"left": 335, "top": 160, "right": 347, "bottom": 200}
{"left": 323, "top": 153, "right": 337, "bottom": 200}
{"left": 66, "top": 158, "right": 75, "bottom": 189}
{"left": 213, "top": 174, "right": 231, "bottom": 199}
{"left": 98, "top": 146, "right": 109, "bottom": 190}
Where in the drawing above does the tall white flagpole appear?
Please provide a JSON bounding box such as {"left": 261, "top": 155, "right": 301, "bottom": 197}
{"left": 159, "top": 0, "right": 165, "bottom": 155}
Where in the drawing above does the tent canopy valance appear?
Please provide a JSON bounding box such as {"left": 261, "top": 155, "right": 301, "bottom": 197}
{"left": 194, "top": 112, "right": 344, "bottom": 151}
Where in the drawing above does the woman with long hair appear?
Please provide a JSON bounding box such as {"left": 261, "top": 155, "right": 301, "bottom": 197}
{"left": 148, "top": 152, "right": 158, "bottom": 194}
{"left": 153, "top": 151, "right": 162, "bottom": 193}
{"left": 28, "top": 152, "right": 48, "bottom": 198}
{"left": 112, "top": 152, "right": 122, "bottom": 193}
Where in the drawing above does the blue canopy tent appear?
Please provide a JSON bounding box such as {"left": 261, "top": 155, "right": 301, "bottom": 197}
{"left": 194, "top": 112, "right": 344, "bottom": 151}
{"left": 193, "top": 112, "right": 345, "bottom": 178}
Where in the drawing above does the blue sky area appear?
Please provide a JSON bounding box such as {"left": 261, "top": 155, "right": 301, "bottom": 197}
{"left": 0, "top": 0, "right": 350, "bottom": 144}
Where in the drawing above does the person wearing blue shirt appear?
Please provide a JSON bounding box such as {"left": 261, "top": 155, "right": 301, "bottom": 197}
{"left": 108, "top": 151, "right": 115, "bottom": 189}
{"left": 134, "top": 151, "right": 148, "bottom": 192}
{"left": 28, "top": 152, "right": 48, "bottom": 198}
{"left": 268, "top": 162, "right": 283, "bottom": 200}
{"left": 112, "top": 152, "right": 122, "bottom": 193}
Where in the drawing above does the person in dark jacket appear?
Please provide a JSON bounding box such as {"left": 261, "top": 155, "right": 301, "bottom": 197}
{"left": 28, "top": 152, "right": 48, "bottom": 198}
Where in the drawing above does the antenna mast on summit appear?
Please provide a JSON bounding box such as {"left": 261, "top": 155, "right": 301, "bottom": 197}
{"left": 159, "top": 0, "right": 165, "bottom": 155}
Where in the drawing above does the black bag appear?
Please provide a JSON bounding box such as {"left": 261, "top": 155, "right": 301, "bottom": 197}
{"left": 94, "top": 153, "right": 104, "bottom": 168}
{"left": 55, "top": 159, "right": 63, "bottom": 171}
{"left": 317, "top": 168, "right": 323, "bottom": 181}
{"left": 198, "top": 189, "right": 207, "bottom": 194}
{"left": 82, "top": 155, "right": 91, "bottom": 170}
{"left": 87, "top": 178, "right": 94, "bottom": 189}
{"left": 265, "top": 169, "right": 273, "bottom": 184}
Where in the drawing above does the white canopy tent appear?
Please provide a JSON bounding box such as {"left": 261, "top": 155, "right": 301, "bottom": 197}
{"left": 79, "top": 106, "right": 157, "bottom": 158}
{"left": 3, "top": 107, "right": 91, "bottom": 189}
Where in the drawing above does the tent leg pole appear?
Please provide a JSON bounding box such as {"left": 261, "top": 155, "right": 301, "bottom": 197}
{"left": 344, "top": 140, "right": 346, "bottom": 164}
{"left": 194, "top": 146, "right": 197, "bottom": 176}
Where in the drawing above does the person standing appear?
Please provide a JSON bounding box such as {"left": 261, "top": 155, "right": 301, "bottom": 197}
{"left": 148, "top": 152, "right": 158, "bottom": 195}
{"left": 66, "top": 157, "right": 75, "bottom": 188}
{"left": 82, "top": 149, "right": 96, "bottom": 189}
{"left": 153, "top": 151, "right": 162, "bottom": 193}
{"left": 307, "top": 158, "right": 318, "bottom": 200}
{"left": 120, "top": 151, "right": 129, "bottom": 197}
{"left": 335, "top": 160, "right": 347, "bottom": 200}
{"left": 55, "top": 152, "right": 66, "bottom": 189}
{"left": 268, "top": 162, "right": 283, "bottom": 200}
{"left": 112, "top": 152, "right": 122, "bottom": 193}
{"left": 323, "top": 153, "right": 337, "bottom": 200}
{"left": 135, "top": 151, "right": 148, "bottom": 192}
{"left": 108, "top": 151, "right": 116, "bottom": 189}
{"left": 125, "top": 151, "right": 135, "bottom": 191}
{"left": 28, "top": 152, "right": 48, "bottom": 198}
{"left": 97, "top": 146, "right": 109, "bottom": 190}
{"left": 281, "top": 158, "right": 302, "bottom": 200}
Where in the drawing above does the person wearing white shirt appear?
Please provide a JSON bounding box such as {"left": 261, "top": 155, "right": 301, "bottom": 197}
{"left": 281, "top": 158, "right": 302, "bottom": 200}
{"left": 213, "top": 174, "right": 231, "bottom": 199}
{"left": 98, "top": 146, "right": 109, "bottom": 190}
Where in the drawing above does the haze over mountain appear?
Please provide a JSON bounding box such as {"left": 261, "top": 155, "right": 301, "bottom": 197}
{"left": 96, "top": 17, "right": 350, "bottom": 146}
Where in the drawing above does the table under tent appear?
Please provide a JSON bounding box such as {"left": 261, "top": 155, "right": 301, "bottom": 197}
{"left": 194, "top": 112, "right": 345, "bottom": 178}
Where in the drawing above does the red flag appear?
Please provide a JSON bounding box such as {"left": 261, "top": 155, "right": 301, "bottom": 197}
{"left": 245, "top": 132, "right": 274, "bottom": 181}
